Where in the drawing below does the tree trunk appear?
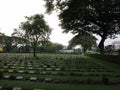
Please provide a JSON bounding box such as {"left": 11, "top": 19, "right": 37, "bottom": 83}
{"left": 32, "top": 42, "right": 37, "bottom": 57}
{"left": 83, "top": 47, "right": 87, "bottom": 54}
{"left": 33, "top": 46, "right": 36, "bottom": 57}
{"left": 98, "top": 37, "right": 106, "bottom": 54}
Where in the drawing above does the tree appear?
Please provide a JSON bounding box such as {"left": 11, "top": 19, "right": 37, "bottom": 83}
{"left": 0, "top": 33, "right": 6, "bottom": 46}
{"left": 12, "top": 14, "right": 52, "bottom": 57}
{"left": 0, "top": 34, "right": 12, "bottom": 52}
{"left": 4, "top": 36, "right": 13, "bottom": 52}
{"left": 0, "top": 33, "right": 6, "bottom": 52}
{"left": 44, "top": 0, "right": 120, "bottom": 54}
{"left": 11, "top": 36, "right": 30, "bottom": 53}
{"left": 38, "top": 41, "right": 64, "bottom": 53}
{"left": 68, "top": 33, "right": 97, "bottom": 53}
{"left": 0, "top": 33, "right": 29, "bottom": 53}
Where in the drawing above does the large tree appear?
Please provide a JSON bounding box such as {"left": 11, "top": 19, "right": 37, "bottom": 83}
{"left": 12, "top": 14, "right": 52, "bottom": 57}
{"left": 44, "top": 0, "right": 120, "bottom": 54}
{"left": 68, "top": 33, "right": 97, "bottom": 53}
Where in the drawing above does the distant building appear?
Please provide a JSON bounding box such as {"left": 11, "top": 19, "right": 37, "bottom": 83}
{"left": 112, "top": 41, "right": 120, "bottom": 54}
{"left": 59, "top": 49, "right": 74, "bottom": 53}
{"left": 104, "top": 41, "right": 120, "bottom": 54}
{"left": 59, "top": 49, "right": 83, "bottom": 54}
{"left": 112, "top": 41, "right": 120, "bottom": 51}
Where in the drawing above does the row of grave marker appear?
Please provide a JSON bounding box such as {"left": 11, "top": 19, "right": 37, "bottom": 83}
{"left": 0, "top": 86, "right": 43, "bottom": 90}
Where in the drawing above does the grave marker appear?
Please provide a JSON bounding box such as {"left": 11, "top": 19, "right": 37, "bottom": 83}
{"left": 30, "top": 77, "right": 37, "bottom": 81}
{"left": 12, "top": 87, "right": 22, "bottom": 90}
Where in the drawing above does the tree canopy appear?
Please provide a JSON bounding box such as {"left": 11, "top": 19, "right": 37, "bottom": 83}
{"left": 68, "top": 33, "right": 97, "bottom": 53}
{"left": 0, "top": 33, "right": 29, "bottom": 53}
{"left": 39, "top": 41, "right": 64, "bottom": 53}
{"left": 12, "top": 14, "right": 52, "bottom": 56}
{"left": 44, "top": 0, "right": 120, "bottom": 54}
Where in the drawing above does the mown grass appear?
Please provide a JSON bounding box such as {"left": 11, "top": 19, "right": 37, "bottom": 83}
{"left": 0, "top": 80, "right": 120, "bottom": 90}
{"left": 87, "top": 54, "right": 120, "bottom": 64}
{"left": 84, "top": 55, "right": 120, "bottom": 72}
{"left": 0, "top": 53, "right": 120, "bottom": 90}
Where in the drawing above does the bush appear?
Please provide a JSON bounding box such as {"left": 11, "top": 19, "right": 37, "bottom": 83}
{"left": 87, "top": 78, "right": 92, "bottom": 84}
{"left": 102, "top": 76, "right": 109, "bottom": 85}
{"left": 0, "top": 71, "right": 3, "bottom": 79}
{"left": 9, "top": 75, "right": 16, "bottom": 80}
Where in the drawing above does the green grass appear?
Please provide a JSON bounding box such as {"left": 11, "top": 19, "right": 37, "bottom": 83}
{"left": 0, "top": 80, "right": 120, "bottom": 90}
{"left": 0, "top": 53, "right": 120, "bottom": 89}
{"left": 84, "top": 55, "right": 120, "bottom": 72}
{"left": 87, "top": 54, "right": 120, "bottom": 64}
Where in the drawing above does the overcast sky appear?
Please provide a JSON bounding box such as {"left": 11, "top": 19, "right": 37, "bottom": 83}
{"left": 0, "top": 0, "right": 120, "bottom": 46}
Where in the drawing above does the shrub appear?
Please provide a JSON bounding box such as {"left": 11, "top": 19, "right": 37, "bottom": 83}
{"left": 87, "top": 78, "right": 91, "bottom": 84}
{"left": 102, "top": 76, "right": 109, "bottom": 85}
{"left": 0, "top": 71, "right": 3, "bottom": 79}
{"left": 9, "top": 75, "right": 16, "bottom": 80}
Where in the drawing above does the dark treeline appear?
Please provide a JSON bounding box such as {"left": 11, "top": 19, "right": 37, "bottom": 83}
{"left": 0, "top": 33, "right": 64, "bottom": 53}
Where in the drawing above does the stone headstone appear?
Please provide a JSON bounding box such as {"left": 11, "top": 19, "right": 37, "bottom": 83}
{"left": 28, "top": 67, "right": 33, "bottom": 70}
{"left": 27, "top": 64, "right": 32, "bottom": 67}
{"left": 19, "top": 67, "right": 24, "bottom": 69}
{"left": 43, "top": 66, "right": 47, "bottom": 68}
{"left": 20, "top": 64, "right": 24, "bottom": 67}
{"left": 55, "top": 68, "right": 61, "bottom": 71}
{"left": 13, "top": 64, "right": 17, "bottom": 66}
{"left": 4, "top": 75, "right": 10, "bottom": 79}
{"left": 18, "top": 70, "right": 24, "bottom": 73}
{"left": 35, "top": 65, "right": 39, "bottom": 67}
{"left": 0, "top": 69, "right": 4, "bottom": 72}
{"left": 8, "top": 70, "right": 14, "bottom": 73}
{"left": 0, "top": 86, "right": 3, "bottom": 89}
{"left": 51, "top": 66, "right": 55, "bottom": 68}
{"left": 45, "top": 78, "right": 52, "bottom": 82}
{"left": 52, "top": 72, "right": 58, "bottom": 75}
{"left": 12, "top": 87, "right": 22, "bottom": 90}
{"left": 7, "top": 64, "right": 10, "bottom": 66}
{"left": 4, "top": 66, "right": 8, "bottom": 69}
{"left": 16, "top": 76, "right": 23, "bottom": 80}
{"left": 29, "top": 71, "right": 35, "bottom": 74}
{"left": 30, "top": 77, "right": 37, "bottom": 81}
{"left": 38, "top": 68, "right": 42, "bottom": 70}
{"left": 41, "top": 71, "right": 46, "bottom": 75}
{"left": 46, "top": 68, "right": 52, "bottom": 71}
{"left": 34, "top": 89, "right": 43, "bottom": 90}
{"left": 11, "top": 66, "right": 15, "bottom": 69}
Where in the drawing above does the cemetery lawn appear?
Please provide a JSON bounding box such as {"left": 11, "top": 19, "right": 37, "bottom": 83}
{"left": 0, "top": 80, "right": 120, "bottom": 90}
{"left": 84, "top": 56, "right": 120, "bottom": 72}
{"left": 0, "top": 53, "right": 120, "bottom": 90}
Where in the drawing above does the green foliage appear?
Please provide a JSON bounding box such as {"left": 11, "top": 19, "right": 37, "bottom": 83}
{"left": 44, "top": 0, "right": 120, "bottom": 54}
{"left": 39, "top": 42, "right": 64, "bottom": 53}
{"left": 0, "top": 34, "right": 30, "bottom": 53}
{"left": 0, "top": 35, "right": 15, "bottom": 52}
{"left": 0, "top": 71, "right": 3, "bottom": 79}
{"left": 12, "top": 14, "right": 52, "bottom": 56}
{"left": 68, "top": 33, "right": 97, "bottom": 53}
{"left": 0, "top": 33, "right": 63, "bottom": 53}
